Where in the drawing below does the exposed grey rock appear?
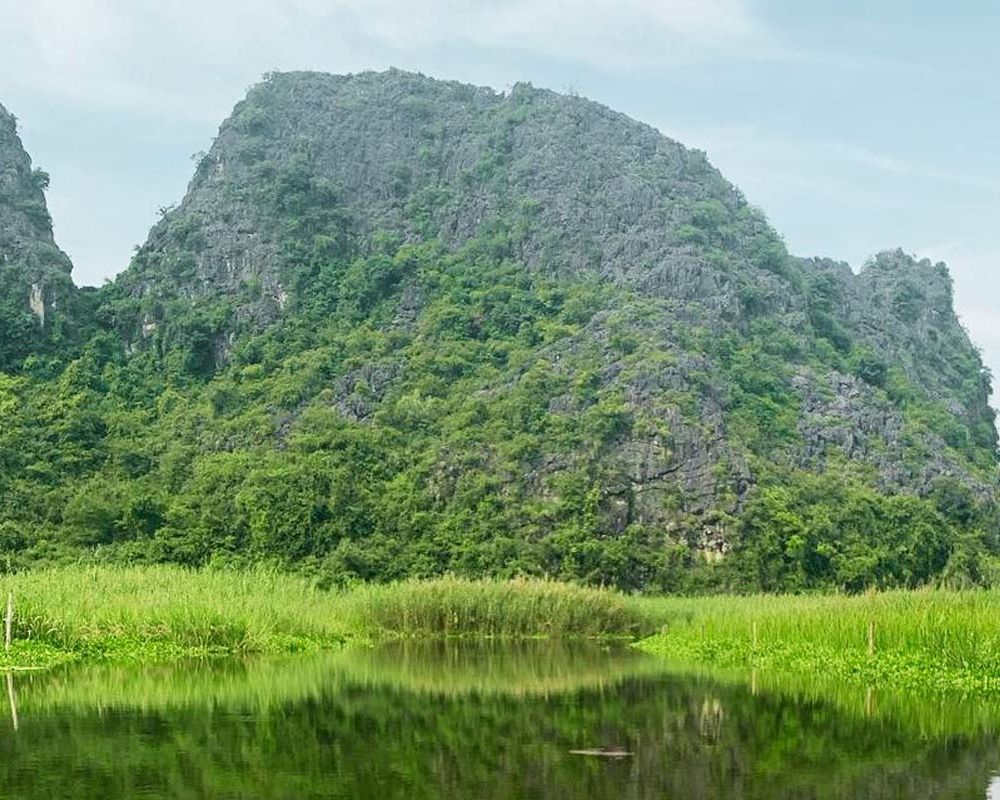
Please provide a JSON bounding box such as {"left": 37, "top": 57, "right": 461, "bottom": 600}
{"left": 114, "top": 71, "right": 779, "bottom": 326}
{"left": 0, "top": 102, "right": 82, "bottom": 367}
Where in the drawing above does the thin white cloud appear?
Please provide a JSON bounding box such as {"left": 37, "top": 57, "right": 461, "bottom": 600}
{"left": 651, "top": 121, "right": 891, "bottom": 212}
{"left": 327, "top": 0, "right": 768, "bottom": 60}
{"left": 657, "top": 122, "right": 1000, "bottom": 200}
{"left": 0, "top": 0, "right": 777, "bottom": 117}
{"left": 828, "top": 142, "right": 1000, "bottom": 195}
{"left": 4, "top": 1, "right": 998, "bottom": 396}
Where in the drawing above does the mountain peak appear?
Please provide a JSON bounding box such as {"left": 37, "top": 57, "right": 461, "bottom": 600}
{"left": 120, "top": 70, "right": 768, "bottom": 323}
{"left": 0, "top": 101, "right": 81, "bottom": 368}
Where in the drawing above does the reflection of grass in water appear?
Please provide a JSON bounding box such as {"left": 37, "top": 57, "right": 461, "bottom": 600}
{"left": 7, "top": 641, "right": 1000, "bottom": 755}
{"left": 654, "top": 659, "right": 1000, "bottom": 741}
{"left": 7, "top": 642, "right": 666, "bottom": 716}
{"left": 331, "top": 640, "right": 667, "bottom": 697}
{"left": 10, "top": 654, "right": 345, "bottom": 715}
{"left": 2, "top": 660, "right": 997, "bottom": 800}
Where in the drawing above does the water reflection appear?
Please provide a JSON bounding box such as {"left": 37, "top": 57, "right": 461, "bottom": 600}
{"left": 0, "top": 641, "right": 996, "bottom": 799}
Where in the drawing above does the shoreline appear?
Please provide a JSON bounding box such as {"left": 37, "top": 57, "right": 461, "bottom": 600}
{"left": 3, "top": 566, "right": 1000, "bottom": 700}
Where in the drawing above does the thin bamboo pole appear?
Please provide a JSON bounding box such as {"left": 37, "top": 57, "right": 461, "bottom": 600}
{"left": 4, "top": 592, "right": 12, "bottom": 652}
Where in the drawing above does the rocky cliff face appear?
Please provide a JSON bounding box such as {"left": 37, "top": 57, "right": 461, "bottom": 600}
{"left": 115, "top": 71, "right": 786, "bottom": 324}
{"left": 0, "top": 103, "right": 81, "bottom": 369}
{"left": 108, "top": 70, "right": 995, "bottom": 539}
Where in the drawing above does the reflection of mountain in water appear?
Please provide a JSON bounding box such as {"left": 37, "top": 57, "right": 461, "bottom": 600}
{"left": 0, "top": 642, "right": 998, "bottom": 799}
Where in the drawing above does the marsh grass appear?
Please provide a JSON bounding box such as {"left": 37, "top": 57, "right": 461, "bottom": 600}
{"left": 7, "top": 566, "right": 1000, "bottom": 698}
{"left": 638, "top": 590, "right": 1000, "bottom": 694}
{"left": 0, "top": 565, "right": 349, "bottom": 667}
{"left": 335, "top": 576, "right": 659, "bottom": 639}
{"left": 0, "top": 567, "right": 658, "bottom": 668}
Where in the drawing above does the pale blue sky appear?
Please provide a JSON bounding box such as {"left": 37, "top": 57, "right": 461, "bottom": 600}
{"left": 1, "top": 1, "right": 997, "bottom": 385}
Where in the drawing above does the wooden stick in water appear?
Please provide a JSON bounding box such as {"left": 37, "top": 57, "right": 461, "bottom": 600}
{"left": 6, "top": 672, "right": 17, "bottom": 732}
{"left": 5, "top": 592, "right": 12, "bottom": 651}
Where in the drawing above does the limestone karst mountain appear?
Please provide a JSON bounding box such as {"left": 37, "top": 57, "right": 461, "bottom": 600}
{"left": 0, "top": 71, "right": 996, "bottom": 589}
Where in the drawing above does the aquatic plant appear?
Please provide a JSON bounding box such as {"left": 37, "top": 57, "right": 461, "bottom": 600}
{"left": 638, "top": 589, "right": 1000, "bottom": 694}
{"left": 0, "top": 567, "right": 658, "bottom": 669}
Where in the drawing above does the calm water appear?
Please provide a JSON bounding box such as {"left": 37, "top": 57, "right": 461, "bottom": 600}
{"left": 0, "top": 641, "right": 998, "bottom": 799}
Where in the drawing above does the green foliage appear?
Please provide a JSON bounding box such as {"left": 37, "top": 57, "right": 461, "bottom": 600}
{"left": 807, "top": 272, "right": 852, "bottom": 352}
{"left": 30, "top": 168, "right": 50, "bottom": 192}
{"left": 1, "top": 218, "right": 996, "bottom": 593}
{"left": 731, "top": 468, "right": 959, "bottom": 592}
{"left": 847, "top": 346, "right": 888, "bottom": 387}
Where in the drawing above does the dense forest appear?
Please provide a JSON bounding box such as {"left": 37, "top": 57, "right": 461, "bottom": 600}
{"left": 1, "top": 71, "right": 997, "bottom": 592}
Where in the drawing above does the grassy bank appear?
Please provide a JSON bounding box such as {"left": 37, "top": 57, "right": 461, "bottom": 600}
{"left": 0, "top": 567, "right": 656, "bottom": 669}
{"left": 637, "top": 590, "right": 1000, "bottom": 695}
{"left": 7, "top": 567, "right": 1000, "bottom": 699}
{"left": 0, "top": 566, "right": 350, "bottom": 668}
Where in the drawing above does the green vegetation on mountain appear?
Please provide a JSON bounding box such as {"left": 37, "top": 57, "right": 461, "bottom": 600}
{"left": 0, "top": 103, "right": 90, "bottom": 370}
{"left": 0, "top": 71, "right": 997, "bottom": 592}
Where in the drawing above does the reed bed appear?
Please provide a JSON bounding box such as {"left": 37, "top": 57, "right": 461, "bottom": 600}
{"left": 6, "top": 566, "right": 1000, "bottom": 697}
{"left": 637, "top": 590, "right": 1000, "bottom": 694}
{"left": 1, "top": 565, "right": 349, "bottom": 665}
{"left": 0, "top": 567, "right": 658, "bottom": 668}
{"left": 333, "top": 576, "right": 658, "bottom": 639}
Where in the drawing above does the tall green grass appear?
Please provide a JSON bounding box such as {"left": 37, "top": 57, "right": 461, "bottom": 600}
{"left": 638, "top": 590, "right": 1000, "bottom": 694}
{"left": 8, "top": 566, "right": 1000, "bottom": 698}
{"left": 0, "top": 567, "right": 658, "bottom": 669}
{"left": 1, "top": 565, "right": 349, "bottom": 666}
{"left": 335, "top": 576, "right": 657, "bottom": 639}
